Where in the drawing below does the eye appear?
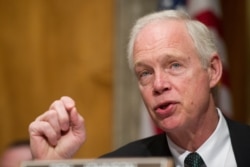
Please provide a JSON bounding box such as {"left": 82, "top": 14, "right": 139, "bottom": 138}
{"left": 171, "top": 62, "right": 181, "bottom": 69}
{"left": 168, "top": 61, "right": 186, "bottom": 75}
{"left": 138, "top": 70, "right": 151, "bottom": 78}
{"left": 135, "top": 68, "right": 153, "bottom": 85}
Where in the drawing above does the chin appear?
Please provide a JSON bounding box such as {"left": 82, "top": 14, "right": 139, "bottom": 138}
{"left": 158, "top": 119, "right": 181, "bottom": 132}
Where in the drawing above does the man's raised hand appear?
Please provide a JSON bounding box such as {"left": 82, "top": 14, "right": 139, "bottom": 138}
{"left": 29, "top": 96, "right": 86, "bottom": 159}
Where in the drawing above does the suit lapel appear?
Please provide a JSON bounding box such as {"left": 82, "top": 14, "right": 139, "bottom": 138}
{"left": 149, "top": 117, "right": 250, "bottom": 165}
{"left": 147, "top": 133, "right": 173, "bottom": 157}
{"left": 226, "top": 117, "right": 250, "bottom": 166}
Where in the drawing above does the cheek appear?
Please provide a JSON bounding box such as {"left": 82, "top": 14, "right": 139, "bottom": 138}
{"left": 182, "top": 76, "right": 210, "bottom": 109}
{"left": 139, "top": 86, "right": 150, "bottom": 102}
{"left": 139, "top": 85, "right": 154, "bottom": 110}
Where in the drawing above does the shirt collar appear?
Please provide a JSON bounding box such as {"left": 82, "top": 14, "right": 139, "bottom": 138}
{"left": 167, "top": 108, "right": 230, "bottom": 167}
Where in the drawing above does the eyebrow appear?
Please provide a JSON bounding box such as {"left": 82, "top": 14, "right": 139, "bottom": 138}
{"left": 134, "top": 53, "right": 188, "bottom": 67}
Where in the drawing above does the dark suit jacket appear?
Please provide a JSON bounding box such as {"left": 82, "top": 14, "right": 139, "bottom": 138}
{"left": 101, "top": 117, "right": 250, "bottom": 166}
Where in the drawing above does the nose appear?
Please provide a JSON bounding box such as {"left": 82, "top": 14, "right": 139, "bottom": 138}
{"left": 153, "top": 71, "right": 170, "bottom": 95}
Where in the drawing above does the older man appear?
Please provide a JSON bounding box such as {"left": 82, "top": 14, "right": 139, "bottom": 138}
{"left": 29, "top": 10, "right": 250, "bottom": 166}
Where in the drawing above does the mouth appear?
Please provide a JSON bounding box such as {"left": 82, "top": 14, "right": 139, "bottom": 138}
{"left": 153, "top": 101, "right": 177, "bottom": 117}
{"left": 154, "top": 102, "right": 171, "bottom": 110}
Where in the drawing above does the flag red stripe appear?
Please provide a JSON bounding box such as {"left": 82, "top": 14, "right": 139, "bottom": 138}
{"left": 193, "top": 10, "right": 224, "bottom": 38}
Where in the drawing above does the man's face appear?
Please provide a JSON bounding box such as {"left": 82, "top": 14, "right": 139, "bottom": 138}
{"left": 133, "top": 20, "right": 213, "bottom": 132}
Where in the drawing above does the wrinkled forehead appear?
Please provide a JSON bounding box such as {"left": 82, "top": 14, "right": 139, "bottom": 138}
{"left": 133, "top": 19, "right": 196, "bottom": 55}
{"left": 136, "top": 19, "right": 192, "bottom": 44}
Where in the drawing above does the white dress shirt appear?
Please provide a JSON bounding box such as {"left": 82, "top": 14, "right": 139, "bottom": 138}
{"left": 167, "top": 108, "right": 237, "bottom": 167}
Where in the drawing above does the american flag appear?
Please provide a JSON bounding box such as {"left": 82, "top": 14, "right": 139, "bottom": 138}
{"left": 139, "top": 0, "right": 232, "bottom": 138}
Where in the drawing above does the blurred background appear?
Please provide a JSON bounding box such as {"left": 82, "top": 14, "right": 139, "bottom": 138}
{"left": 0, "top": 0, "right": 249, "bottom": 158}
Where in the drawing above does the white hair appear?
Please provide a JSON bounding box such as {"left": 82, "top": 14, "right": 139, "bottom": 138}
{"left": 127, "top": 10, "right": 218, "bottom": 70}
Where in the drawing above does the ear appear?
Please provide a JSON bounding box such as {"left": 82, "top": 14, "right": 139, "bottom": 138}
{"left": 208, "top": 53, "right": 223, "bottom": 88}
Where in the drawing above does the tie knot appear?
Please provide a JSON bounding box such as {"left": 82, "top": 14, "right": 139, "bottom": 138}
{"left": 184, "top": 152, "right": 206, "bottom": 167}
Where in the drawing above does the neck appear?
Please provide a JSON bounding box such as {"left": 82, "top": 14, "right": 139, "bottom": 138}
{"left": 167, "top": 106, "right": 219, "bottom": 152}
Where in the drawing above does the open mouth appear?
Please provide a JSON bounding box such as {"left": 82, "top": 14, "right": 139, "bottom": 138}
{"left": 154, "top": 102, "right": 171, "bottom": 111}
{"left": 159, "top": 104, "right": 169, "bottom": 109}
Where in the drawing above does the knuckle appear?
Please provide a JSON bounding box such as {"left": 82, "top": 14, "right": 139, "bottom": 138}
{"left": 50, "top": 100, "right": 62, "bottom": 110}
{"left": 46, "top": 109, "right": 58, "bottom": 117}
{"left": 28, "top": 121, "right": 37, "bottom": 132}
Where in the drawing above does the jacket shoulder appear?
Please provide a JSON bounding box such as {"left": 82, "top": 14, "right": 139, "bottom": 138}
{"left": 226, "top": 117, "right": 250, "bottom": 166}
{"left": 101, "top": 133, "right": 171, "bottom": 158}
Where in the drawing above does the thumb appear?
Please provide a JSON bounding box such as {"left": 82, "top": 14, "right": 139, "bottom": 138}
{"left": 61, "top": 96, "right": 75, "bottom": 110}
{"left": 69, "top": 107, "right": 86, "bottom": 141}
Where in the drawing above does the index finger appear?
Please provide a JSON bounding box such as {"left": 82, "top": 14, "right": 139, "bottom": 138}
{"left": 60, "top": 96, "right": 75, "bottom": 110}
{"left": 49, "top": 99, "right": 71, "bottom": 132}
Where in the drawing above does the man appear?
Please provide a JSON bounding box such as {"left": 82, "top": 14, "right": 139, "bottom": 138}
{"left": 29, "top": 10, "right": 250, "bottom": 166}
{"left": 0, "top": 140, "right": 32, "bottom": 167}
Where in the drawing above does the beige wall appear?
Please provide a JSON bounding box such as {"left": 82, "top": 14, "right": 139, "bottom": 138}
{"left": 0, "top": 0, "right": 114, "bottom": 158}
{"left": 113, "top": 0, "right": 157, "bottom": 148}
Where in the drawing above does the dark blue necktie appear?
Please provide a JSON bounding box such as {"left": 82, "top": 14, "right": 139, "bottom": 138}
{"left": 184, "top": 152, "right": 206, "bottom": 167}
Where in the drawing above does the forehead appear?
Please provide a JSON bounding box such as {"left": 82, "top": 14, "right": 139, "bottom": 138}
{"left": 133, "top": 20, "right": 196, "bottom": 56}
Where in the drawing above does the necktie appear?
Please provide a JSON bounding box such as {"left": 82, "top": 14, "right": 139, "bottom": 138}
{"left": 184, "top": 152, "right": 206, "bottom": 167}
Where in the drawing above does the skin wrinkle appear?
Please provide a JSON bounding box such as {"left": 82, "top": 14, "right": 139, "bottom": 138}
{"left": 133, "top": 19, "right": 219, "bottom": 151}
